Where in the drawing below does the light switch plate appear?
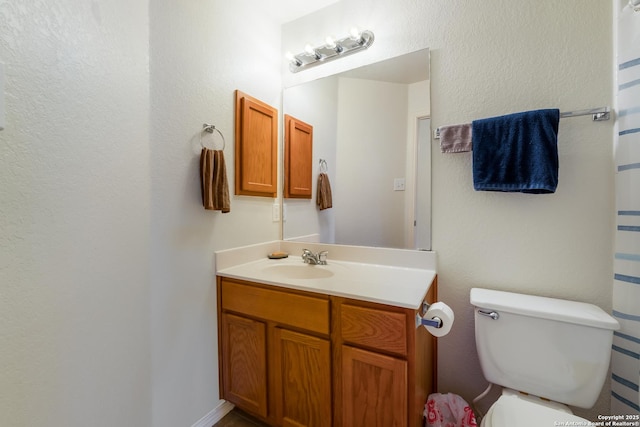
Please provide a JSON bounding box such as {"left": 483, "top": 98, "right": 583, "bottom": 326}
{"left": 393, "top": 178, "right": 405, "bottom": 191}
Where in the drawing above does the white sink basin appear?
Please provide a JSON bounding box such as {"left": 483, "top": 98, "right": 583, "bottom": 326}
{"left": 261, "top": 264, "right": 335, "bottom": 279}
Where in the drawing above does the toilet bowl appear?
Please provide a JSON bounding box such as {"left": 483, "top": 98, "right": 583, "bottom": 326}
{"left": 470, "top": 288, "right": 620, "bottom": 427}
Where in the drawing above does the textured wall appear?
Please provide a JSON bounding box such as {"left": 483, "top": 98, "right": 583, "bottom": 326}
{"left": 429, "top": 2, "right": 614, "bottom": 420}
{"left": 149, "top": 1, "right": 282, "bottom": 426}
{"left": 0, "top": 1, "right": 285, "bottom": 425}
{"left": 284, "top": 0, "right": 614, "bottom": 420}
{"left": 0, "top": 1, "right": 151, "bottom": 426}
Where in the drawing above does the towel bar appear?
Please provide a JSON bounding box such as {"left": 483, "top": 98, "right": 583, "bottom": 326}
{"left": 434, "top": 106, "right": 611, "bottom": 139}
{"left": 559, "top": 106, "right": 610, "bottom": 121}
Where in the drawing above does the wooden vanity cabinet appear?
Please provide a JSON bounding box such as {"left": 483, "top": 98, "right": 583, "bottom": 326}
{"left": 217, "top": 276, "right": 437, "bottom": 427}
{"left": 218, "top": 277, "right": 332, "bottom": 427}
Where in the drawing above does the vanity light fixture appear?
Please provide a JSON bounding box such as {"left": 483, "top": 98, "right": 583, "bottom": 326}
{"left": 285, "top": 28, "right": 375, "bottom": 73}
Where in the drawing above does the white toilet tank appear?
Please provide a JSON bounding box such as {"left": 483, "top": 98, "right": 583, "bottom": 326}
{"left": 470, "top": 288, "right": 619, "bottom": 409}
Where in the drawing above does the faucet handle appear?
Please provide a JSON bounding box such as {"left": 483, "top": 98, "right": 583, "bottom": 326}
{"left": 317, "top": 250, "right": 328, "bottom": 264}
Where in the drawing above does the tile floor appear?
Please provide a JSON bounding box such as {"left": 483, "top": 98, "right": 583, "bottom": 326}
{"left": 212, "top": 409, "right": 270, "bottom": 427}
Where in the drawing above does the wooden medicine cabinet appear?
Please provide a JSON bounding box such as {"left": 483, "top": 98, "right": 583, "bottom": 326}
{"left": 284, "top": 115, "right": 313, "bottom": 199}
{"left": 234, "top": 90, "right": 278, "bottom": 197}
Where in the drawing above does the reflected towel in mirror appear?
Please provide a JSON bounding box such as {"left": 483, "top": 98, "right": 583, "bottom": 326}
{"left": 317, "top": 173, "right": 332, "bottom": 210}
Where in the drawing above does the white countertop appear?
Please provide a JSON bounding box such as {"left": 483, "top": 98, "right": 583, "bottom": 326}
{"left": 215, "top": 241, "right": 437, "bottom": 310}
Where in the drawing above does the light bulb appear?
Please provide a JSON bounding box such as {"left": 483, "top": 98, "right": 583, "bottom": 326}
{"left": 349, "top": 27, "right": 361, "bottom": 41}
{"left": 304, "top": 44, "right": 316, "bottom": 55}
{"left": 325, "top": 36, "right": 336, "bottom": 49}
{"left": 285, "top": 51, "right": 302, "bottom": 67}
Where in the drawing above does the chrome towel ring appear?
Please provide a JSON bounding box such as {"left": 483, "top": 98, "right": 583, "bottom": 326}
{"left": 201, "top": 123, "right": 226, "bottom": 150}
{"left": 319, "top": 158, "right": 328, "bottom": 173}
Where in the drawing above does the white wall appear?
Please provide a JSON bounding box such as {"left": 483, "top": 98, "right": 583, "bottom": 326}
{"left": 283, "top": 0, "right": 614, "bottom": 420}
{"left": 0, "top": 1, "right": 151, "bottom": 426}
{"left": 149, "top": 1, "right": 282, "bottom": 426}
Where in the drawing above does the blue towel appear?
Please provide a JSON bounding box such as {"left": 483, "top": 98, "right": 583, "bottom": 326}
{"left": 472, "top": 109, "right": 560, "bottom": 194}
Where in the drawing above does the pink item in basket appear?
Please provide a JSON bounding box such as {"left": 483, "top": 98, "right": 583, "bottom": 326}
{"left": 425, "top": 393, "right": 477, "bottom": 427}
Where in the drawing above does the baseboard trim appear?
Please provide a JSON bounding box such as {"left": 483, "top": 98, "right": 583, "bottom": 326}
{"left": 191, "top": 400, "right": 235, "bottom": 427}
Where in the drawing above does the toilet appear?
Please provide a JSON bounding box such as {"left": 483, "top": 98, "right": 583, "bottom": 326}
{"left": 470, "top": 288, "right": 620, "bottom": 426}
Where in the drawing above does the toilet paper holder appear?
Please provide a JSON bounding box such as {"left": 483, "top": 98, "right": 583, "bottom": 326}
{"left": 416, "top": 301, "right": 443, "bottom": 329}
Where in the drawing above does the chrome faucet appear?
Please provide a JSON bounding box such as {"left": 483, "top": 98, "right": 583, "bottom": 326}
{"left": 301, "top": 249, "right": 328, "bottom": 265}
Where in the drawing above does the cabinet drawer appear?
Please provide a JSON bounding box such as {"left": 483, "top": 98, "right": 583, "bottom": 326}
{"left": 220, "top": 279, "right": 330, "bottom": 335}
{"left": 341, "top": 304, "right": 407, "bottom": 356}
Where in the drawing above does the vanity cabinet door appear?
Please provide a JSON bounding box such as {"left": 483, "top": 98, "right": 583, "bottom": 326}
{"left": 341, "top": 345, "right": 407, "bottom": 427}
{"left": 221, "top": 313, "right": 268, "bottom": 418}
{"left": 273, "top": 328, "right": 332, "bottom": 427}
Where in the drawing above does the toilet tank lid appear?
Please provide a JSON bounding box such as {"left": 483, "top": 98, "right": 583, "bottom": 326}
{"left": 470, "top": 288, "right": 620, "bottom": 330}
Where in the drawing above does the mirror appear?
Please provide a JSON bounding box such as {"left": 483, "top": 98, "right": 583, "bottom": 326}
{"left": 282, "top": 49, "right": 431, "bottom": 250}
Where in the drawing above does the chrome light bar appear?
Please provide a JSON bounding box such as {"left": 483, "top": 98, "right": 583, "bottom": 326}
{"left": 286, "top": 29, "right": 375, "bottom": 73}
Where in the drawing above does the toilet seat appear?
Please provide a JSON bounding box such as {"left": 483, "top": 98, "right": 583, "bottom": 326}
{"left": 481, "top": 390, "right": 590, "bottom": 427}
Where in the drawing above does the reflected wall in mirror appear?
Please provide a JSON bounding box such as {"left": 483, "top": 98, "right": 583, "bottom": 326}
{"left": 282, "top": 49, "right": 431, "bottom": 250}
